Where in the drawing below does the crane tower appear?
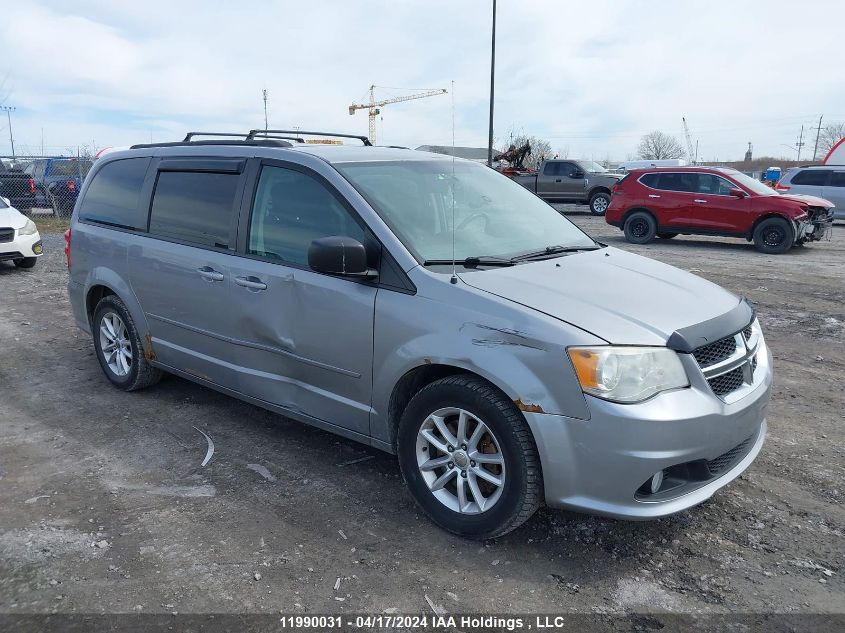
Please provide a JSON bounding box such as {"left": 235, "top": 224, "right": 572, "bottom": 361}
{"left": 349, "top": 85, "right": 447, "bottom": 145}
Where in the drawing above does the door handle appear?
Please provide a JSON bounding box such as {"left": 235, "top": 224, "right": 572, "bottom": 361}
{"left": 235, "top": 276, "right": 267, "bottom": 291}
{"left": 197, "top": 266, "right": 224, "bottom": 282}
{"left": 648, "top": 194, "right": 661, "bottom": 198}
{"left": 694, "top": 199, "right": 708, "bottom": 203}
{"left": 555, "top": 179, "right": 562, "bottom": 182}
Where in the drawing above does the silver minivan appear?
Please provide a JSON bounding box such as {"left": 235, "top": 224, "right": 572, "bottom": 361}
{"left": 778, "top": 166, "right": 845, "bottom": 220}
{"left": 67, "top": 131, "right": 773, "bottom": 538}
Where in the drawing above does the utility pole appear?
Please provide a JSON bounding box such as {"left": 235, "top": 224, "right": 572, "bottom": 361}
{"left": 796, "top": 125, "right": 805, "bottom": 163}
{"left": 1, "top": 106, "right": 16, "bottom": 158}
{"left": 486, "top": 0, "right": 497, "bottom": 167}
{"left": 262, "top": 89, "right": 269, "bottom": 132}
{"left": 812, "top": 114, "right": 824, "bottom": 162}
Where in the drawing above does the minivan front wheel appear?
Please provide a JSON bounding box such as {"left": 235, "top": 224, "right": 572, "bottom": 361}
{"left": 623, "top": 211, "right": 657, "bottom": 244}
{"left": 397, "top": 375, "right": 542, "bottom": 538}
{"left": 92, "top": 295, "right": 163, "bottom": 391}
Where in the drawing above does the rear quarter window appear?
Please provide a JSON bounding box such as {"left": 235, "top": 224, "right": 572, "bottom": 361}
{"left": 639, "top": 173, "right": 659, "bottom": 188}
{"left": 78, "top": 158, "right": 151, "bottom": 230}
{"left": 792, "top": 170, "right": 830, "bottom": 186}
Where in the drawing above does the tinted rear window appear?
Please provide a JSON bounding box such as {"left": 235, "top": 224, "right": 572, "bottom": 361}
{"left": 829, "top": 172, "right": 845, "bottom": 187}
{"left": 78, "top": 158, "right": 151, "bottom": 230}
{"left": 149, "top": 171, "right": 239, "bottom": 248}
{"left": 660, "top": 172, "right": 698, "bottom": 192}
{"left": 792, "top": 170, "right": 830, "bottom": 186}
{"left": 639, "top": 173, "right": 659, "bottom": 188}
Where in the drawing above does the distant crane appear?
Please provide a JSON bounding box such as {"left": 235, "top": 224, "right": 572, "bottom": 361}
{"left": 349, "top": 85, "right": 447, "bottom": 145}
{"left": 682, "top": 117, "right": 697, "bottom": 165}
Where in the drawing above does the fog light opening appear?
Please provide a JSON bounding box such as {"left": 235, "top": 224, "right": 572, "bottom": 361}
{"left": 650, "top": 470, "right": 665, "bottom": 494}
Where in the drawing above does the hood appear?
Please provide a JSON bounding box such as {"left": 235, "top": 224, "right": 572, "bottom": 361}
{"left": 777, "top": 193, "right": 834, "bottom": 208}
{"left": 0, "top": 204, "right": 27, "bottom": 229}
{"left": 459, "top": 247, "right": 740, "bottom": 346}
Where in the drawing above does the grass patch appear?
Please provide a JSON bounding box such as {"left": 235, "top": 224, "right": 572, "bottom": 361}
{"left": 32, "top": 215, "right": 70, "bottom": 235}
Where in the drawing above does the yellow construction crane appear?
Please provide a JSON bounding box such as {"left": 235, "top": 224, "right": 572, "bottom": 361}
{"left": 349, "top": 85, "right": 447, "bottom": 145}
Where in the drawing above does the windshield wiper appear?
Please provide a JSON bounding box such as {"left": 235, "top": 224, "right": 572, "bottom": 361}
{"left": 509, "top": 244, "right": 602, "bottom": 262}
{"left": 423, "top": 256, "right": 515, "bottom": 268}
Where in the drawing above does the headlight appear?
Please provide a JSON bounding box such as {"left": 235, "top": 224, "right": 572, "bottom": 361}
{"left": 567, "top": 346, "right": 689, "bottom": 403}
{"left": 18, "top": 219, "right": 38, "bottom": 236}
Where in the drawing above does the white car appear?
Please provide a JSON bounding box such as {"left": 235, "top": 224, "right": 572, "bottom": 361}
{"left": 0, "top": 196, "right": 42, "bottom": 268}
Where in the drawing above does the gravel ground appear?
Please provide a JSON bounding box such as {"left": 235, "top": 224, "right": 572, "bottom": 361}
{"left": 0, "top": 211, "right": 842, "bottom": 624}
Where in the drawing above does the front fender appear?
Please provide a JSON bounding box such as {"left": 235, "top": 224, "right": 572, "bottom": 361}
{"left": 370, "top": 286, "right": 599, "bottom": 444}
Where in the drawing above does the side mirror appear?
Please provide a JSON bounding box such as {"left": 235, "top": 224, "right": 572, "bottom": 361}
{"left": 729, "top": 188, "right": 747, "bottom": 198}
{"left": 570, "top": 170, "right": 585, "bottom": 179}
{"left": 308, "top": 236, "right": 376, "bottom": 278}
{"left": 1, "top": 196, "right": 9, "bottom": 206}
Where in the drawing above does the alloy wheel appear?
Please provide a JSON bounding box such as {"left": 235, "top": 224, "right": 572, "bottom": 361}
{"left": 415, "top": 407, "right": 506, "bottom": 514}
{"left": 99, "top": 312, "right": 132, "bottom": 377}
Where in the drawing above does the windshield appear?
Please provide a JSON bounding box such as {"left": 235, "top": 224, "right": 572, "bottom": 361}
{"left": 721, "top": 169, "right": 777, "bottom": 196}
{"left": 581, "top": 160, "right": 607, "bottom": 173}
{"left": 0, "top": 196, "right": 7, "bottom": 208}
{"left": 336, "top": 160, "right": 596, "bottom": 262}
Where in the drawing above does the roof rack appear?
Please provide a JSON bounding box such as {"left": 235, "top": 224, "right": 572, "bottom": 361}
{"left": 130, "top": 139, "right": 293, "bottom": 150}
{"left": 246, "top": 129, "right": 372, "bottom": 146}
{"left": 129, "top": 129, "right": 371, "bottom": 151}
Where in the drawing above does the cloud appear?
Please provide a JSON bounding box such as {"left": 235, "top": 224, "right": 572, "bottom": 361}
{"left": 1, "top": 0, "right": 843, "bottom": 160}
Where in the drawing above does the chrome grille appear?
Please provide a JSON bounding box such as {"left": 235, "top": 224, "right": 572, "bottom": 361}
{"left": 693, "top": 336, "right": 738, "bottom": 367}
{"left": 691, "top": 322, "right": 759, "bottom": 400}
{"left": 708, "top": 366, "right": 745, "bottom": 396}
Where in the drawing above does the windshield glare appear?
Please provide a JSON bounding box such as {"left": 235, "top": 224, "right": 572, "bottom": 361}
{"left": 721, "top": 169, "right": 777, "bottom": 196}
{"left": 337, "top": 160, "right": 596, "bottom": 262}
{"left": 582, "top": 160, "right": 607, "bottom": 173}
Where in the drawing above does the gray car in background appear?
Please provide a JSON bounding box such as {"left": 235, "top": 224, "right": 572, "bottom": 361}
{"left": 778, "top": 165, "right": 845, "bottom": 220}
{"left": 66, "top": 132, "right": 772, "bottom": 538}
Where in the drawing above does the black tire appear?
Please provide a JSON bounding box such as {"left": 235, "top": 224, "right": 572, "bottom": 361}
{"left": 13, "top": 257, "right": 37, "bottom": 269}
{"left": 657, "top": 232, "right": 678, "bottom": 239}
{"left": 92, "top": 295, "right": 163, "bottom": 391}
{"left": 589, "top": 191, "right": 611, "bottom": 215}
{"left": 753, "top": 216, "right": 793, "bottom": 254}
{"left": 397, "top": 374, "right": 543, "bottom": 539}
{"left": 623, "top": 211, "right": 657, "bottom": 244}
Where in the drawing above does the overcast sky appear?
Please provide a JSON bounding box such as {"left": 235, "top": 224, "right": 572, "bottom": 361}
{"left": 1, "top": 0, "right": 843, "bottom": 161}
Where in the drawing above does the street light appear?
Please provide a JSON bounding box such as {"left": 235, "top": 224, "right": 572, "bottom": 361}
{"left": 486, "top": 0, "right": 496, "bottom": 167}
{"left": 1, "top": 106, "right": 16, "bottom": 159}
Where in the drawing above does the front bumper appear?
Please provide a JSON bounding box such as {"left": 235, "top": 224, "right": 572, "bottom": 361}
{"left": 0, "top": 230, "right": 42, "bottom": 260}
{"left": 525, "top": 343, "right": 772, "bottom": 519}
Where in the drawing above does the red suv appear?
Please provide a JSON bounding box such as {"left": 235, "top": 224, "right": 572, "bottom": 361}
{"left": 605, "top": 167, "right": 834, "bottom": 254}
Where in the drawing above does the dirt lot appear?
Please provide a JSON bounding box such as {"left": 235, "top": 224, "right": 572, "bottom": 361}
{"left": 0, "top": 210, "right": 843, "bottom": 624}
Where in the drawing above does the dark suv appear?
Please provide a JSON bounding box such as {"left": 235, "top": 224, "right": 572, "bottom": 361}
{"left": 606, "top": 167, "right": 834, "bottom": 254}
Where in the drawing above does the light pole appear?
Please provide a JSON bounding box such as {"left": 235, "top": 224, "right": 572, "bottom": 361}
{"left": 486, "top": 0, "right": 496, "bottom": 167}
{"left": 1, "top": 106, "right": 16, "bottom": 159}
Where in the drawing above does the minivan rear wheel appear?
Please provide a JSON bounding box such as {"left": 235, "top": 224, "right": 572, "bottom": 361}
{"left": 92, "top": 295, "right": 163, "bottom": 391}
{"left": 397, "top": 375, "right": 542, "bottom": 539}
{"left": 753, "top": 216, "right": 793, "bottom": 254}
{"left": 623, "top": 211, "right": 657, "bottom": 244}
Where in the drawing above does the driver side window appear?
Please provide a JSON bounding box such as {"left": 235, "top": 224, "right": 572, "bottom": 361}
{"left": 248, "top": 166, "right": 365, "bottom": 267}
